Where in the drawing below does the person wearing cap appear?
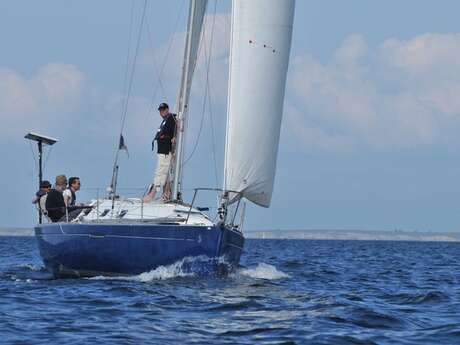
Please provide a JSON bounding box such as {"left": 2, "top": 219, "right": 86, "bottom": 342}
{"left": 45, "top": 175, "right": 68, "bottom": 222}
{"left": 144, "top": 103, "right": 177, "bottom": 202}
{"left": 32, "top": 180, "right": 52, "bottom": 215}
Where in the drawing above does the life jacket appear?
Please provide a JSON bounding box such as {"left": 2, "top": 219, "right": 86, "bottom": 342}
{"left": 65, "top": 188, "right": 76, "bottom": 206}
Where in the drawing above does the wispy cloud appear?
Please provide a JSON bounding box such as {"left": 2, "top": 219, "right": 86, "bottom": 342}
{"left": 287, "top": 32, "right": 460, "bottom": 151}
{"left": 141, "top": 13, "right": 231, "bottom": 107}
{"left": 143, "top": 19, "right": 460, "bottom": 152}
{"left": 0, "top": 63, "right": 86, "bottom": 137}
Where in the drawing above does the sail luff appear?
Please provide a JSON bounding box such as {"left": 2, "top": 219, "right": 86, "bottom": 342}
{"left": 224, "top": 0, "right": 295, "bottom": 208}
{"left": 172, "top": 0, "right": 208, "bottom": 200}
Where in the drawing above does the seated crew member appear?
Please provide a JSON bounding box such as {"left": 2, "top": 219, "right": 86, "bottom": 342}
{"left": 32, "top": 180, "right": 52, "bottom": 215}
{"left": 144, "top": 103, "right": 177, "bottom": 202}
{"left": 46, "top": 175, "right": 67, "bottom": 222}
{"left": 63, "top": 176, "right": 81, "bottom": 207}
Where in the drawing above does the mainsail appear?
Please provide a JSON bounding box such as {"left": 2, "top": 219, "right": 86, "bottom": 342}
{"left": 172, "top": 0, "right": 208, "bottom": 200}
{"left": 224, "top": 0, "right": 295, "bottom": 207}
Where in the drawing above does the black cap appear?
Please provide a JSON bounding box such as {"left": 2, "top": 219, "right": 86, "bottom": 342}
{"left": 157, "top": 103, "right": 169, "bottom": 110}
{"left": 40, "top": 180, "right": 52, "bottom": 188}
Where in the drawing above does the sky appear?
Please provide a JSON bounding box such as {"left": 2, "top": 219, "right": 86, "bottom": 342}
{"left": 1, "top": 1, "right": 460, "bottom": 232}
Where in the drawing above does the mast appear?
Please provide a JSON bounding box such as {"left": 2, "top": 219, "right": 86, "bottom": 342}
{"left": 172, "top": 0, "right": 208, "bottom": 201}
{"left": 172, "top": 1, "right": 195, "bottom": 201}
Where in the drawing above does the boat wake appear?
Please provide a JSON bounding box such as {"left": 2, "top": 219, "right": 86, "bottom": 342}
{"left": 90, "top": 259, "right": 289, "bottom": 282}
{"left": 4, "top": 263, "right": 53, "bottom": 282}
{"left": 235, "top": 263, "right": 290, "bottom": 280}
{"left": 18, "top": 263, "right": 47, "bottom": 272}
{"left": 90, "top": 256, "right": 229, "bottom": 282}
{"left": 133, "top": 258, "right": 197, "bottom": 282}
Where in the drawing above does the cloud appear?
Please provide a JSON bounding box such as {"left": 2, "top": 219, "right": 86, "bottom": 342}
{"left": 131, "top": 17, "right": 460, "bottom": 153}
{"left": 0, "top": 63, "right": 86, "bottom": 137}
{"left": 141, "top": 13, "right": 231, "bottom": 107}
{"left": 381, "top": 33, "right": 460, "bottom": 77}
{"left": 104, "top": 92, "right": 155, "bottom": 146}
{"left": 288, "top": 32, "right": 460, "bottom": 151}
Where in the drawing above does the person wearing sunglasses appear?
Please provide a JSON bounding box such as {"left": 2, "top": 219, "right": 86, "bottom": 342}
{"left": 63, "top": 177, "right": 81, "bottom": 207}
{"left": 32, "top": 180, "right": 52, "bottom": 215}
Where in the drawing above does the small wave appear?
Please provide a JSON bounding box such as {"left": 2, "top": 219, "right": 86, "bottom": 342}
{"left": 207, "top": 299, "right": 264, "bottom": 312}
{"left": 219, "top": 326, "right": 286, "bottom": 337}
{"left": 392, "top": 291, "right": 449, "bottom": 305}
{"left": 237, "top": 263, "right": 290, "bottom": 280}
{"left": 349, "top": 307, "right": 404, "bottom": 330}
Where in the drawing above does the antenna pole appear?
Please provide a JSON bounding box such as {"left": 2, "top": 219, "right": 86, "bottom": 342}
{"left": 25, "top": 132, "right": 58, "bottom": 224}
{"left": 37, "top": 140, "right": 43, "bottom": 224}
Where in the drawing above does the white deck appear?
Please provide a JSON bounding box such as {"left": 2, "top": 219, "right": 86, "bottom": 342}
{"left": 74, "top": 198, "right": 214, "bottom": 226}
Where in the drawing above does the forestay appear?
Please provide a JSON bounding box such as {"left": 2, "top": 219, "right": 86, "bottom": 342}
{"left": 224, "top": 0, "right": 295, "bottom": 207}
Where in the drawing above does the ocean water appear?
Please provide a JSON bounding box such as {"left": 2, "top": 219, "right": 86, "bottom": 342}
{"left": 1, "top": 237, "right": 460, "bottom": 344}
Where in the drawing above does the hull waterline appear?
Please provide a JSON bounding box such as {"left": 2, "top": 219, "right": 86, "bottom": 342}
{"left": 35, "top": 223, "right": 244, "bottom": 278}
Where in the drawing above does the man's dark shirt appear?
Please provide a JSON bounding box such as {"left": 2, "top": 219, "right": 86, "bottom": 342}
{"left": 155, "top": 113, "right": 176, "bottom": 154}
{"left": 46, "top": 189, "right": 66, "bottom": 222}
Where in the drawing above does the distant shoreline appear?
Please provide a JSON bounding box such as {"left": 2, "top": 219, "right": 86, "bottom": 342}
{"left": 1, "top": 227, "right": 459, "bottom": 242}
{"left": 245, "top": 229, "right": 460, "bottom": 242}
{"left": 0, "top": 228, "right": 34, "bottom": 237}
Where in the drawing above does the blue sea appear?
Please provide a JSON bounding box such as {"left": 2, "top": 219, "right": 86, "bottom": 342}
{"left": 1, "top": 236, "right": 460, "bottom": 344}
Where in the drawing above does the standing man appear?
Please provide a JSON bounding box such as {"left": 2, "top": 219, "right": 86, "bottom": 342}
{"left": 144, "top": 103, "right": 176, "bottom": 202}
{"left": 63, "top": 177, "right": 81, "bottom": 207}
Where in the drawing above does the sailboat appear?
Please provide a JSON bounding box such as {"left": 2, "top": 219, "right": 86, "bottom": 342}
{"left": 34, "top": 0, "right": 295, "bottom": 278}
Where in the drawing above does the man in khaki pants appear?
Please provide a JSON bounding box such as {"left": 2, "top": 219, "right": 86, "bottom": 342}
{"left": 144, "top": 103, "right": 176, "bottom": 202}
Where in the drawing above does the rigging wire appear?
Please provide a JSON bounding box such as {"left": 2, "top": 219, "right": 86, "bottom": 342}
{"left": 119, "top": 0, "right": 136, "bottom": 126}
{"left": 44, "top": 146, "right": 53, "bottom": 169}
{"left": 109, "top": 0, "right": 136, "bottom": 174}
{"left": 183, "top": 0, "right": 218, "bottom": 169}
{"left": 119, "top": 0, "right": 148, "bottom": 137}
{"left": 145, "top": 19, "right": 167, "bottom": 101}
{"left": 148, "top": 0, "right": 187, "bottom": 115}
{"left": 182, "top": 23, "right": 209, "bottom": 167}
{"left": 28, "top": 140, "right": 38, "bottom": 172}
{"left": 110, "top": 0, "right": 147, "bottom": 187}
{"left": 28, "top": 140, "right": 54, "bottom": 182}
{"left": 109, "top": 0, "right": 147, "bottom": 192}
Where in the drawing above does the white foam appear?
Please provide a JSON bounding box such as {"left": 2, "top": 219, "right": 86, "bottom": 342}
{"left": 237, "top": 263, "right": 290, "bottom": 280}
{"left": 135, "top": 260, "right": 195, "bottom": 282}
{"left": 11, "top": 275, "right": 35, "bottom": 283}
{"left": 90, "top": 256, "right": 207, "bottom": 282}
{"left": 19, "top": 264, "right": 44, "bottom": 272}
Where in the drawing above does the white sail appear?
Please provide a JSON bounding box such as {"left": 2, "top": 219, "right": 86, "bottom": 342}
{"left": 172, "top": 0, "right": 208, "bottom": 200}
{"left": 224, "top": 0, "right": 295, "bottom": 207}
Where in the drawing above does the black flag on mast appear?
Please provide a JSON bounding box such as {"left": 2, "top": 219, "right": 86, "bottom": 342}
{"left": 119, "top": 134, "right": 129, "bottom": 157}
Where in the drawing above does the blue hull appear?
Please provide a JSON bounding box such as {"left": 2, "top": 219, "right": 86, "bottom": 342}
{"left": 34, "top": 223, "right": 244, "bottom": 278}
